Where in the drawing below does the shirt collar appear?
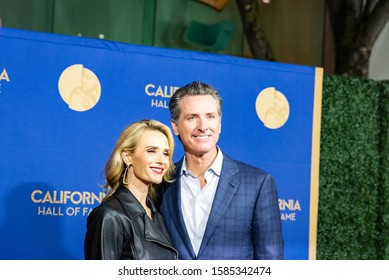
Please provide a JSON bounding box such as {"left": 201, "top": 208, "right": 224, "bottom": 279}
{"left": 181, "top": 146, "right": 223, "bottom": 177}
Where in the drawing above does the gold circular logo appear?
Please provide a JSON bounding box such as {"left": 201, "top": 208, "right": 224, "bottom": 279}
{"left": 58, "top": 64, "right": 101, "bottom": 112}
{"left": 255, "top": 87, "right": 290, "bottom": 129}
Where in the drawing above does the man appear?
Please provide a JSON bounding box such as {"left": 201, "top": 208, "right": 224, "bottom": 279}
{"left": 159, "top": 81, "right": 284, "bottom": 260}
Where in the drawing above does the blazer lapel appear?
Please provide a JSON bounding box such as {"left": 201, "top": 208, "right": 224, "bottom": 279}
{"left": 166, "top": 159, "right": 196, "bottom": 258}
{"left": 197, "top": 154, "right": 240, "bottom": 257}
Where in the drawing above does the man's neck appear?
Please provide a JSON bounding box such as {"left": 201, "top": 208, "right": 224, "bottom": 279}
{"left": 184, "top": 147, "right": 218, "bottom": 177}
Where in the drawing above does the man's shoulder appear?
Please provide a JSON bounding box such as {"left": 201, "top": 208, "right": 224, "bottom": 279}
{"left": 223, "top": 153, "right": 269, "bottom": 176}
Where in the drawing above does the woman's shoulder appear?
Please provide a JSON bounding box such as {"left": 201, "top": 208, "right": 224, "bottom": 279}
{"left": 90, "top": 196, "right": 126, "bottom": 219}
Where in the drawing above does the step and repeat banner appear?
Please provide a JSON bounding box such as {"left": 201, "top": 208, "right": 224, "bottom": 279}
{"left": 0, "top": 27, "right": 322, "bottom": 260}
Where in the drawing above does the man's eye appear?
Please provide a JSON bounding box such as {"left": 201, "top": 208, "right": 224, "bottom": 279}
{"left": 187, "top": 116, "right": 195, "bottom": 120}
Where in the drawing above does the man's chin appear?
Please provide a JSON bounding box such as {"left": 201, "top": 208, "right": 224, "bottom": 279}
{"left": 186, "top": 146, "right": 217, "bottom": 157}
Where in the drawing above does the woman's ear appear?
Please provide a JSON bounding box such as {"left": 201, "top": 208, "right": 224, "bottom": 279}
{"left": 121, "top": 151, "right": 132, "bottom": 165}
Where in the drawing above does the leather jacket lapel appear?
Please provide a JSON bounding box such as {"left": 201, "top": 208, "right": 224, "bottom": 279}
{"left": 114, "top": 185, "right": 174, "bottom": 250}
{"left": 143, "top": 215, "right": 176, "bottom": 251}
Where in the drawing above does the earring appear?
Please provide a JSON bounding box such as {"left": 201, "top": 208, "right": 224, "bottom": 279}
{"left": 123, "top": 164, "right": 131, "bottom": 185}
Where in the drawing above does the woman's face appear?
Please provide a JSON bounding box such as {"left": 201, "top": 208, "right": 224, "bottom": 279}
{"left": 127, "top": 130, "right": 171, "bottom": 187}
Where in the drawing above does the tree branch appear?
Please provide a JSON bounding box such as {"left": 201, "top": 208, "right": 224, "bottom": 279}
{"left": 235, "top": 0, "right": 274, "bottom": 60}
{"left": 363, "top": 0, "right": 379, "bottom": 16}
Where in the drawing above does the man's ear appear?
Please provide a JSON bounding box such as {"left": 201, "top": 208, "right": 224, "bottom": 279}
{"left": 171, "top": 120, "right": 179, "bottom": 136}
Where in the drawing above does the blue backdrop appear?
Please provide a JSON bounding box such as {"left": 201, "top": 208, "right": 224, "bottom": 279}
{"left": 0, "top": 27, "right": 322, "bottom": 260}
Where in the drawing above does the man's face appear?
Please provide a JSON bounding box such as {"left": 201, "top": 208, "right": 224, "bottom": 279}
{"left": 172, "top": 95, "right": 221, "bottom": 157}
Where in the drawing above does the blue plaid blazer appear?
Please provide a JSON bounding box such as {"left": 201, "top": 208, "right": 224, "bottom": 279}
{"left": 159, "top": 153, "right": 284, "bottom": 260}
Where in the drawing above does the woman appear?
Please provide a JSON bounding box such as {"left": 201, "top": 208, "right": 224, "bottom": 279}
{"left": 84, "top": 119, "right": 178, "bottom": 259}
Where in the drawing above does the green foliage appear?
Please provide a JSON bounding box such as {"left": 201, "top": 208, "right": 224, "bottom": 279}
{"left": 317, "top": 75, "right": 389, "bottom": 259}
{"left": 378, "top": 81, "right": 389, "bottom": 259}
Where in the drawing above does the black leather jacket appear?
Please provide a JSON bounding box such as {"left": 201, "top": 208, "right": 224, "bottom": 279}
{"left": 84, "top": 184, "right": 178, "bottom": 260}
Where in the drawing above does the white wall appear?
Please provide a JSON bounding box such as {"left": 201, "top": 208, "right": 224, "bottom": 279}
{"left": 369, "top": 19, "right": 389, "bottom": 81}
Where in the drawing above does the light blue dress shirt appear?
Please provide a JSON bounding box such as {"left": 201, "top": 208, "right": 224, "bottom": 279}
{"left": 180, "top": 148, "right": 223, "bottom": 255}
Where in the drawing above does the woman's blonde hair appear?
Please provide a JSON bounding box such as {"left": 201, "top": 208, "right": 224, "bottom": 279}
{"left": 103, "top": 119, "right": 175, "bottom": 202}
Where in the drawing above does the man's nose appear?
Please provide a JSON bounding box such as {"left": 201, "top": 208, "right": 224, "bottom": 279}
{"left": 197, "top": 118, "right": 208, "bottom": 131}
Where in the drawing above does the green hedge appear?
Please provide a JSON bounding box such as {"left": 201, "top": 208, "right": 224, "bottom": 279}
{"left": 379, "top": 81, "right": 389, "bottom": 259}
{"left": 317, "top": 75, "right": 389, "bottom": 259}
